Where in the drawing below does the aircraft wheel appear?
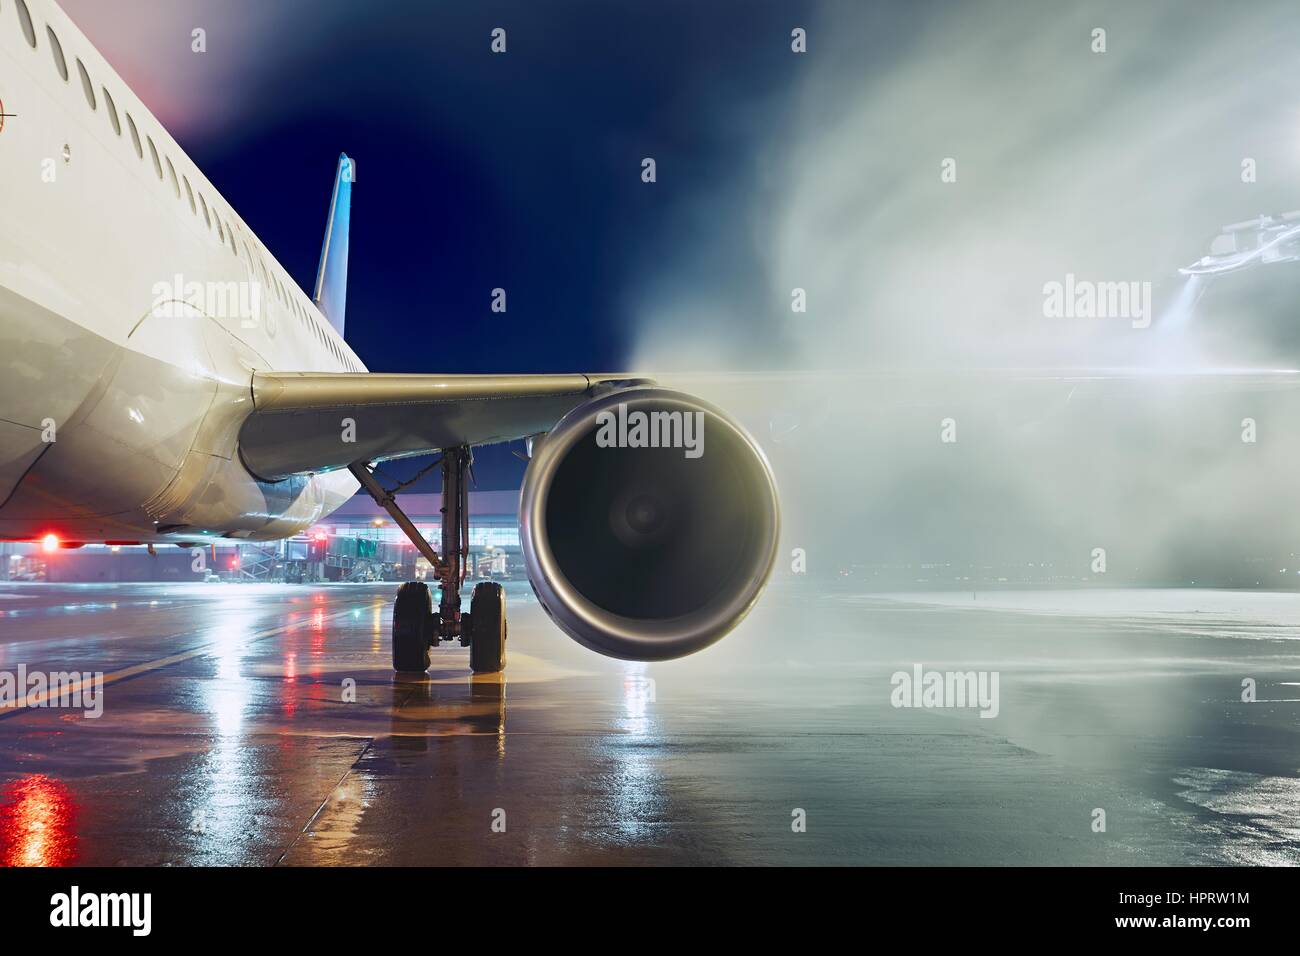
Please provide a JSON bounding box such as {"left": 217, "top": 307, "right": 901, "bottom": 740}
{"left": 468, "top": 582, "right": 506, "bottom": 673}
{"left": 393, "top": 581, "right": 433, "bottom": 672}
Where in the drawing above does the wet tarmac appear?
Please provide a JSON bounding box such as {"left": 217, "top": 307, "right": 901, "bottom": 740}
{"left": 0, "top": 580, "right": 1298, "bottom": 865}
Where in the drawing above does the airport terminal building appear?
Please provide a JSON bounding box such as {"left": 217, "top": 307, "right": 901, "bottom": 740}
{"left": 1, "top": 491, "right": 523, "bottom": 584}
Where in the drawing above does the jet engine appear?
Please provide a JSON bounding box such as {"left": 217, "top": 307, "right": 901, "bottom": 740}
{"left": 519, "top": 387, "right": 780, "bottom": 661}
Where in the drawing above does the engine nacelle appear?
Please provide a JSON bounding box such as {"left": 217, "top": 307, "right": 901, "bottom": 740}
{"left": 519, "top": 387, "right": 780, "bottom": 661}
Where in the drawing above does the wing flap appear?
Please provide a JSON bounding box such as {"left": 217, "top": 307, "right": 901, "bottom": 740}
{"left": 239, "top": 372, "right": 649, "bottom": 481}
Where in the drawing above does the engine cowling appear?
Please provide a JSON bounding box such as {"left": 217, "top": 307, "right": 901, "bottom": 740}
{"left": 519, "top": 387, "right": 780, "bottom": 661}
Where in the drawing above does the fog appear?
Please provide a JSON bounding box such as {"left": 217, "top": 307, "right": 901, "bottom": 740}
{"left": 633, "top": 0, "right": 1300, "bottom": 586}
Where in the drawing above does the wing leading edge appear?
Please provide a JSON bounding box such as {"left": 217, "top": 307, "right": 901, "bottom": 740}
{"left": 238, "top": 372, "right": 652, "bottom": 481}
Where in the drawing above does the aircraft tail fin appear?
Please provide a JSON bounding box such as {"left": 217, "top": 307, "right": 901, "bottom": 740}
{"left": 313, "top": 153, "right": 353, "bottom": 338}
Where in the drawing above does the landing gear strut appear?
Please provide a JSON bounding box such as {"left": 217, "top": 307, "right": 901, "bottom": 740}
{"left": 349, "top": 449, "right": 506, "bottom": 674}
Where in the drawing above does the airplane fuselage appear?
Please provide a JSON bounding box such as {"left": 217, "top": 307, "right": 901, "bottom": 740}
{"left": 0, "top": 0, "right": 361, "bottom": 545}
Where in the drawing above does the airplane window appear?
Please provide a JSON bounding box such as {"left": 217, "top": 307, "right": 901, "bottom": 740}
{"left": 45, "top": 27, "right": 67, "bottom": 80}
{"left": 125, "top": 112, "right": 143, "bottom": 158}
{"left": 15, "top": 0, "right": 35, "bottom": 49}
{"left": 198, "top": 192, "right": 211, "bottom": 227}
{"left": 165, "top": 157, "right": 180, "bottom": 199}
{"left": 75, "top": 59, "right": 95, "bottom": 110}
{"left": 146, "top": 136, "right": 162, "bottom": 180}
{"left": 182, "top": 175, "right": 196, "bottom": 215}
{"left": 102, "top": 87, "right": 121, "bottom": 135}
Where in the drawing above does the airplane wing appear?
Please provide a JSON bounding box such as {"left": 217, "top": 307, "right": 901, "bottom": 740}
{"left": 238, "top": 371, "right": 652, "bottom": 481}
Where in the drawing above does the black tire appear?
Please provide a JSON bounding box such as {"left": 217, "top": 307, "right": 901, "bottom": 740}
{"left": 468, "top": 582, "right": 506, "bottom": 673}
{"left": 392, "top": 581, "right": 432, "bottom": 672}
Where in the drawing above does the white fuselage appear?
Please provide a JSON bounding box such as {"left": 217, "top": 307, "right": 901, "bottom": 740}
{"left": 0, "top": 0, "right": 361, "bottom": 544}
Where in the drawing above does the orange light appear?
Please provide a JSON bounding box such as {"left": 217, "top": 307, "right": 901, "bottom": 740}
{"left": 40, "top": 534, "right": 59, "bottom": 553}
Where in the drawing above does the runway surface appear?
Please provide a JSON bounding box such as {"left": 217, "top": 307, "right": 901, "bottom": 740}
{"left": 0, "top": 580, "right": 1298, "bottom": 866}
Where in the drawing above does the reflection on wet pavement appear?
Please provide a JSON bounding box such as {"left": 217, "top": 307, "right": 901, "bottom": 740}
{"left": 0, "top": 581, "right": 1298, "bottom": 865}
{"left": 0, "top": 774, "right": 78, "bottom": 867}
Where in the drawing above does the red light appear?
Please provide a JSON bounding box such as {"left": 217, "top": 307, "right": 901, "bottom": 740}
{"left": 40, "top": 534, "right": 59, "bottom": 553}
{"left": 229, "top": 558, "right": 239, "bottom": 568}
{"left": 0, "top": 774, "right": 79, "bottom": 867}
{"left": 313, "top": 532, "right": 327, "bottom": 542}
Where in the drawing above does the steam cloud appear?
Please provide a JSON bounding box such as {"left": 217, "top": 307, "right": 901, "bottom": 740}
{"left": 633, "top": 0, "right": 1300, "bottom": 586}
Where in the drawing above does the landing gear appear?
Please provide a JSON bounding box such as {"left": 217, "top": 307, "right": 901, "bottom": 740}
{"left": 392, "top": 580, "right": 433, "bottom": 672}
{"left": 349, "top": 448, "right": 507, "bottom": 675}
{"left": 469, "top": 581, "right": 507, "bottom": 673}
